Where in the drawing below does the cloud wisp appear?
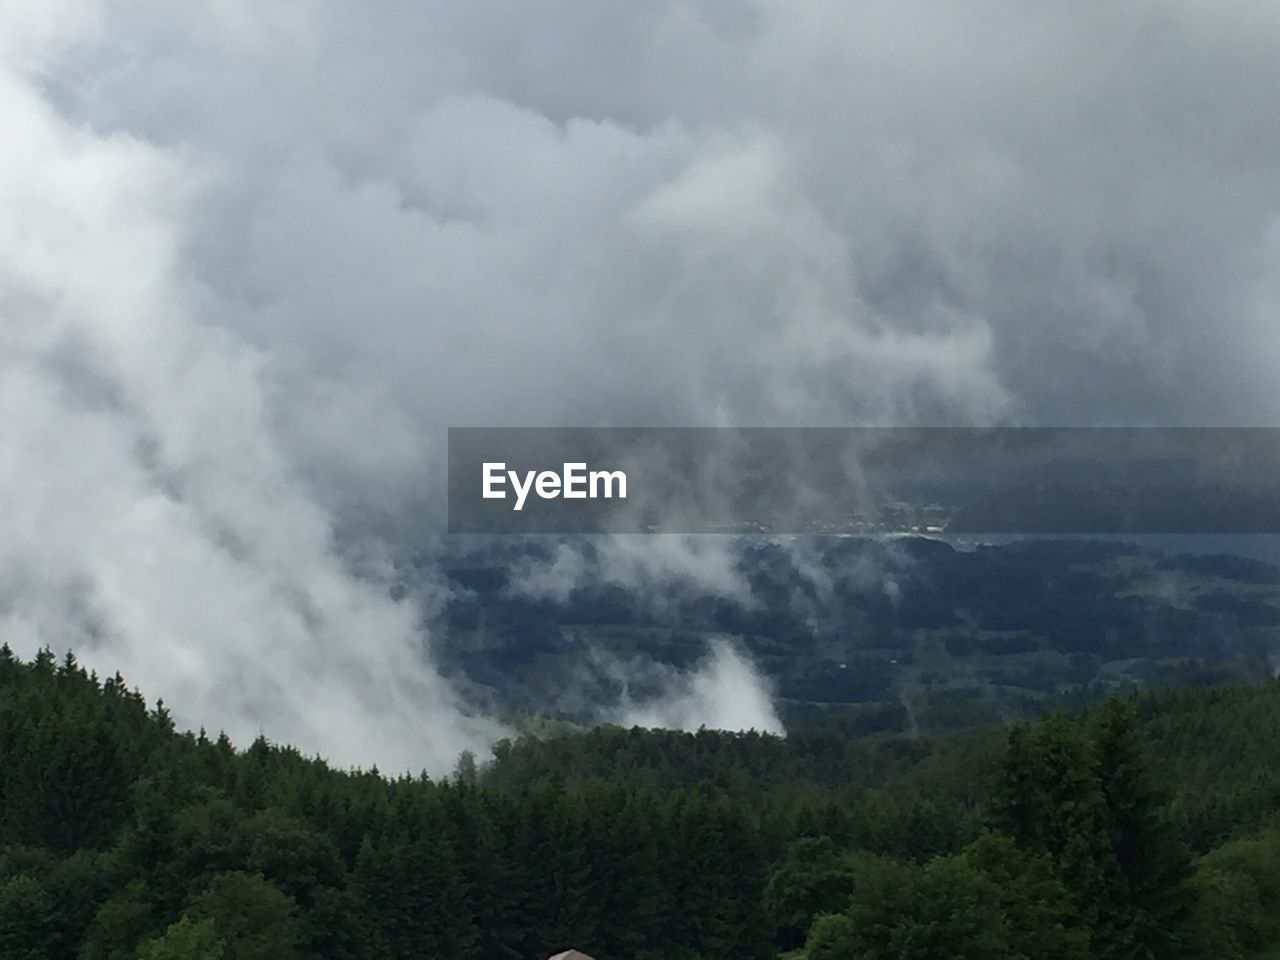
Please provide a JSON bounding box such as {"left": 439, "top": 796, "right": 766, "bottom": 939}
{"left": 617, "top": 639, "right": 786, "bottom": 736}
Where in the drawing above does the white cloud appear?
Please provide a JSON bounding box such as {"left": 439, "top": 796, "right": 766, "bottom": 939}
{"left": 4, "top": 0, "right": 1280, "bottom": 764}
{"left": 0, "top": 54, "right": 498, "bottom": 773}
{"left": 620, "top": 639, "right": 784, "bottom": 735}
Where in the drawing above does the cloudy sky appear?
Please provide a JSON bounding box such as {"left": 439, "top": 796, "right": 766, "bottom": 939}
{"left": 2, "top": 0, "right": 1278, "bottom": 770}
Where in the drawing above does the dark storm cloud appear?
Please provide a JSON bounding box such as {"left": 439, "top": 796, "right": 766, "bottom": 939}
{"left": 3, "top": 0, "right": 1279, "bottom": 766}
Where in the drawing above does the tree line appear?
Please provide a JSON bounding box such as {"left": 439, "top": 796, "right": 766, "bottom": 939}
{"left": 4, "top": 645, "right": 1280, "bottom": 958}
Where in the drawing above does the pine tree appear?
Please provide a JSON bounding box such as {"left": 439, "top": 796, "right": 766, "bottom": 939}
{"left": 1091, "top": 698, "right": 1195, "bottom": 960}
{"left": 0, "top": 875, "right": 58, "bottom": 960}
{"left": 994, "top": 714, "right": 1123, "bottom": 951}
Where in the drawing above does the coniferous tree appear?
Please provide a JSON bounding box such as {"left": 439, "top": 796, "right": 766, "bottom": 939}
{"left": 0, "top": 874, "right": 58, "bottom": 960}
{"left": 1090, "top": 698, "right": 1194, "bottom": 960}
{"left": 1, "top": 649, "right": 1278, "bottom": 960}
{"left": 995, "top": 713, "right": 1124, "bottom": 949}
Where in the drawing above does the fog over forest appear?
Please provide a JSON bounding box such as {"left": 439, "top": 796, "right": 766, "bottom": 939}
{"left": 4, "top": 2, "right": 1280, "bottom": 770}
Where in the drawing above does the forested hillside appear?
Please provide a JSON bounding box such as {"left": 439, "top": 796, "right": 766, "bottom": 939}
{"left": 428, "top": 537, "right": 1280, "bottom": 733}
{"left": 5, "top": 646, "right": 1280, "bottom": 958}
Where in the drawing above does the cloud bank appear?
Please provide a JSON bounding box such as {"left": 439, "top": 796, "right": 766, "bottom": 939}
{"left": 3, "top": 0, "right": 1280, "bottom": 767}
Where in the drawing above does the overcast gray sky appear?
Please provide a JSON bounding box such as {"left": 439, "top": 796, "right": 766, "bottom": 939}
{"left": 2, "top": 1, "right": 1278, "bottom": 769}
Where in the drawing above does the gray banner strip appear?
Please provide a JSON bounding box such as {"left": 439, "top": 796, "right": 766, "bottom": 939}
{"left": 447, "top": 427, "right": 1280, "bottom": 534}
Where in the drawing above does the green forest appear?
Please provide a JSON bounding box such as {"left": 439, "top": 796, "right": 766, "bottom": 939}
{"left": 4, "top": 645, "right": 1280, "bottom": 959}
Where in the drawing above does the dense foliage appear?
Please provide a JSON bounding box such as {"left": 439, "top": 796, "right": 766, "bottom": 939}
{"left": 4, "top": 645, "right": 1280, "bottom": 958}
